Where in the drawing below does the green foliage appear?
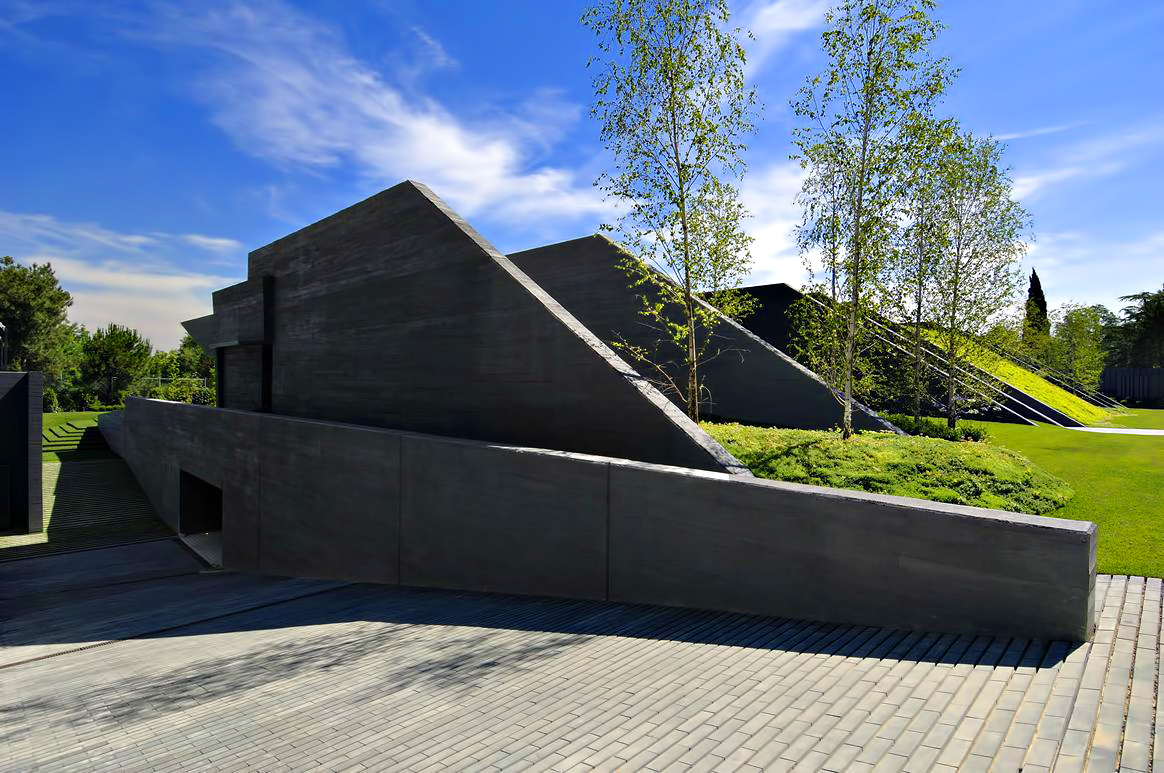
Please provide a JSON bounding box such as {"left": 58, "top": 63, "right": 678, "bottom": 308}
{"left": 0, "top": 255, "right": 77, "bottom": 378}
{"left": 786, "top": 293, "right": 906, "bottom": 411}
{"left": 81, "top": 323, "right": 152, "bottom": 405}
{"left": 1047, "top": 303, "right": 1106, "bottom": 391}
{"left": 882, "top": 412, "right": 989, "bottom": 442}
{"left": 928, "top": 131, "right": 1029, "bottom": 428}
{"left": 792, "top": 0, "right": 954, "bottom": 437}
{"left": 703, "top": 421, "right": 1072, "bottom": 515}
{"left": 890, "top": 116, "right": 956, "bottom": 420}
{"left": 584, "top": 0, "right": 758, "bottom": 419}
{"left": 983, "top": 420, "right": 1164, "bottom": 577}
{"left": 1104, "top": 285, "right": 1164, "bottom": 367}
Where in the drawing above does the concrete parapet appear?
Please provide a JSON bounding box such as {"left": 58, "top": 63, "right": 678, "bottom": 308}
{"left": 115, "top": 398, "right": 1096, "bottom": 640}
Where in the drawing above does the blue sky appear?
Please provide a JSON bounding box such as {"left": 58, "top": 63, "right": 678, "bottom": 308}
{"left": 1, "top": 0, "right": 1161, "bottom": 348}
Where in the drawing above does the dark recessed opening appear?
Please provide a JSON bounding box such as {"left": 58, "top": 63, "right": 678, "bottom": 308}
{"left": 179, "top": 470, "right": 223, "bottom": 534}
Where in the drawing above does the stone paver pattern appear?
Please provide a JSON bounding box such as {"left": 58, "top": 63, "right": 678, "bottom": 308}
{"left": 1, "top": 542, "right": 1160, "bottom": 772}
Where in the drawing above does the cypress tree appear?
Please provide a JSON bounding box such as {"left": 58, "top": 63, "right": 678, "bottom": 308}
{"left": 1024, "top": 268, "right": 1049, "bottom": 341}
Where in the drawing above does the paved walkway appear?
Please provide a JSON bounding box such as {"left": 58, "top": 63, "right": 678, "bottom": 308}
{"left": 1070, "top": 427, "right": 1164, "bottom": 436}
{"left": 1, "top": 543, "right": 1161, "bottom": 772}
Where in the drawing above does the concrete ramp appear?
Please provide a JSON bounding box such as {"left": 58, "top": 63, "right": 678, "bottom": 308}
{"left": 183, "top": 182, "right": 743, "bottom": 474}
{"left": 510, "top": 235, "right": 890, "bottom": 432}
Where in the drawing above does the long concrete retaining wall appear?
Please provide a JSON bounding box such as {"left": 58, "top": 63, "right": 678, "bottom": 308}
{"left": 0, "top": 372, "right": 42, "bottom": 534}
{"left": 103, "top": 399, "right": 1096, "bottom": 640}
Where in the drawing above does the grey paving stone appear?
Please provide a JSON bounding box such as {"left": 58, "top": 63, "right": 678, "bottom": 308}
{"left": 1, "top": 549, "right": 1155, "bottom": 773}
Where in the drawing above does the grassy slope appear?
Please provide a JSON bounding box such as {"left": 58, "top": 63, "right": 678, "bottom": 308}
{"left": 971, "top": 420, "right": 1164, "bottom": 577}
{"left": 702, "top": 422, "right": 1072, "bottom": 515}
{"left": 920, "top": 330, "right": 1113, "bottom": 425}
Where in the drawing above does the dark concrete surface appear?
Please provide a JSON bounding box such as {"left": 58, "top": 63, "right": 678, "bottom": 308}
{"left": 106, "top": 400, "right": 1096, "bottom": 640}
{"left": 183, "top": 181, "right": 744, "bottom": 474}
{"left": 0, "top": 372, "right": 42, "bottom": 534}
{"left": 2, "top": 544, "right": 1148, "bottom": 772}
{"left": 510, "top": 236, "right": 890, "bottom": 432}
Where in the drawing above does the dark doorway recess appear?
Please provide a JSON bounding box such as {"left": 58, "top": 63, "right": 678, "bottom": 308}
{"left": 179, "top": 470, "right": 223, "bottom": 534}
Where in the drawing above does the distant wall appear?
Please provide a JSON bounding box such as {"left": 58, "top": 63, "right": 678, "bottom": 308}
{"left": 510, "top": 237, "right": 890, "bottom": 432}
{"left": 0, "top": 372, "right": 42, "bottom": 534}
{"left": 1102, "top": 367, "right": 1164, "bottom": 405}
{"left": 184, "top": 181, "right": 743, "bottom": 475}
{"left": 107, "top": 398, "right": 1097, "bottom": 641}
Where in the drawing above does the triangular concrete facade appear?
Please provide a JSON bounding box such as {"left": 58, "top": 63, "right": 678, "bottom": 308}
{"left": 509, "top": 235, "right": 891, "bottom": 432}
{"left": 184, "top": 181, "right": 745, "bottom": 474}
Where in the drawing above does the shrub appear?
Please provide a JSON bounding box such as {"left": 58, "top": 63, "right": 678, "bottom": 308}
{"left": 883, "top": 413, "right": 989, "bottom": 442}
{"left": 42, "top": 387, "right": 60, "bottom": 413}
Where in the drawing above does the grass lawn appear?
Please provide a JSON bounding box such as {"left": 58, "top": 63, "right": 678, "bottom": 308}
{"left": 969, "top": 420, "right": 1164, "bottom": 577}
{"left": 702, "top": 422, "right": 1072, "bottom": 515}
{"left": 1092, "top": 408, "right": 1164, "bottom": 430}
{"left": 42, "top": 411, "right": 107, "bottom": 432}
{"left": 41, "top": 411, "right": 112, "bottom": 463}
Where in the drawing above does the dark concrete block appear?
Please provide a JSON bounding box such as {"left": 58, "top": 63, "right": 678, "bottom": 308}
{"left": 607, "top": 463, "right": 1095, "bottom": 640}
{"left": 0, "top": 372, "right": 42, "bottom": 534}
{"left": 258, "top": 417, "right": 401, "bottom": 584}
{"left": 509, "top": 236, "right": 889, "bottom": 432}
{"left": 400, "top": 435, "right": 609, "bottom": 600}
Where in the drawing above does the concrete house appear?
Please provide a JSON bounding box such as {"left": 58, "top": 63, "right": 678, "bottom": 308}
{"left": 100, "top": 181, "right": 1096, "bottom": 641}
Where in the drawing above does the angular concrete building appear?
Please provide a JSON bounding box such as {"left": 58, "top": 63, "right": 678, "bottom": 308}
{"left": 182, "top": 182, "right": 741, "bottom": 474}
{"left": 101, "top": 181, "right": 1096, "bottom": 640}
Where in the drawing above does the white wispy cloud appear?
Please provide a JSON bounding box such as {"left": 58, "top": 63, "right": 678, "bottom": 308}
{"left": 410, "top": 26, "right": 457, "bottom": 70}
{"left": 1012, "top": 123, "right": 1164, "bottom": 201}
{"left": 738, "top": 0, "right": 829, "bottom": 75}
{"left": 1024, "top": 230, "right": 1164, "bottom": 310}
{"left": 121, "top": 0, "right": 607, "bottom": 227}
{"left": 994, "top": 123, "right": 1084, "bottom": 141}
{"left": 0, "top": 210, "right": 241, "bottom": 348}
{"left": 181, "top": 234, "right": 243, "bottom": 253}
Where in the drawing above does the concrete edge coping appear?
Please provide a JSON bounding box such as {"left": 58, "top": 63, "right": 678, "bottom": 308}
{"left": 120, "top": 399, "right": 1097, "bottom": 540}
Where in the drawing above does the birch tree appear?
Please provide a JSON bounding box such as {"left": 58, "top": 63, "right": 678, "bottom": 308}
{"left": 931, "top": 132, "right": 1030, "bottom": 428}
{"left": 891, "top": 115, "right": 953, "bottom": 421}
{"left": 584, "top": 0, "right": 758, "bottom": 420}
{"left": 792, "top": 0, "right": 954, "bottom": 437}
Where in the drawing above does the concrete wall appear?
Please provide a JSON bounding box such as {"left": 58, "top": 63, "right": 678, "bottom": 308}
{"left": 510, "top": 237, "right": 891, "bottom": 432}
{"left": 183, "top": 181, "right": 743, "bottom": 475}
{"left": 0, "top": 372, "right": 42, "bottom": 534}
{"left": 105, "top": 398, "right": 1096, "bottom": 641}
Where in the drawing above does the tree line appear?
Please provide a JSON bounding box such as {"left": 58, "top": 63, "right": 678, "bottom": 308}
{"left": 0, "top": 255, "right": 214, "bottom": 411}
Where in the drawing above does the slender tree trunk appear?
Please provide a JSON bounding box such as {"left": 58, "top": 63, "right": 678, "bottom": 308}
{"left": 666, "top": 31, "right": 697, "bottom": 421}
{"left": 911, "top": 223, "right": 926, "bottom": 422}
{"left": 946, "top": 245, "right": 962, "bottom": 430}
